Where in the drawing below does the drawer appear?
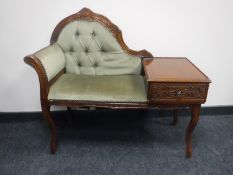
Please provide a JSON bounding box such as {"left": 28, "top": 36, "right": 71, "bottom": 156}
{"left": 149, "top": 83, "right": 208, "bottom": 102}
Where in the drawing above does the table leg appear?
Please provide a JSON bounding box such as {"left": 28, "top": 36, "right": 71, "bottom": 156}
{"left": 171, "top": 109, "right": 178, "bottom": 126}
{"left": 185, "top": 104, "right": 200, "bottom": 158}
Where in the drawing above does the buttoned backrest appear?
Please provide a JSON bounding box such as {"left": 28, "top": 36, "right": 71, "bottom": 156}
{"left": 56, "top": 21, "right": 142, "bottom": 75}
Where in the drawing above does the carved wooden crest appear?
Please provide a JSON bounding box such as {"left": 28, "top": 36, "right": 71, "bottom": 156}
{"left": 51, "top": 8, "right": 153, "bottom": 58}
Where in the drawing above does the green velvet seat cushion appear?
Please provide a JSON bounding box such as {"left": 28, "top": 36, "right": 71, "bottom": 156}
{"left": 48, "top": 74, "right": 147, "bottom": 103}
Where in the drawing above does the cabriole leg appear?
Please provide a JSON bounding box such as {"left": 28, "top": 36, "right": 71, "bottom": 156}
{"left": 185, "top": 105, "right": 200, "bottom": 158}
{"left": 42, "top": 105, "right": 57, "bottom": 154}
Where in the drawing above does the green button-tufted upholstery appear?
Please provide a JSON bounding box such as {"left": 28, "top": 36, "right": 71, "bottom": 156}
{"left": 57, "top": 21, "right": 142, "bottom": 76}
{"left": 35, "top": 44, "right": 65, "bottom": 81}
{"left": 48, "top": 74, "right": 147, "bottom": 102}
{"left": 24, "top": 8, "right": 152, "bottom": 154}
{"left": 33, "top": 20, "right": 147, "bottom": 102}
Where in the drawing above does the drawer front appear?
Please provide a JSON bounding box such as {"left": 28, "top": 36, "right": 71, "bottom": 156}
{"left": 149, "top": 83, "right": 208, "bottom": 102}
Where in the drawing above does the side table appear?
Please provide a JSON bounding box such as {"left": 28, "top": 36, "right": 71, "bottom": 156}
{"left": 143, "top": 57, "right": 211, "bottom": 158}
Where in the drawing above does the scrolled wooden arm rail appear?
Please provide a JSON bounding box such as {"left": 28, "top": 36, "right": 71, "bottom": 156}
{"left": 24, "top": 55, "right": 49, "bottom": 100}
{"left": 25, "top": 54, "right": 66, "bottom": 154}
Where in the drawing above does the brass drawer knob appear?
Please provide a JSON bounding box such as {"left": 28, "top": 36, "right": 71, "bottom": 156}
{"left": 175, "top": 90, "right": 182, "bottom": 96}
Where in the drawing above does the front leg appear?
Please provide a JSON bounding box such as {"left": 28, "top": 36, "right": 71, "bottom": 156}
{"left": 42, "top": 104, "right": 57, "bottom": 154}
{"left": 185, "top": 104, "right": 201, "bottom": 158}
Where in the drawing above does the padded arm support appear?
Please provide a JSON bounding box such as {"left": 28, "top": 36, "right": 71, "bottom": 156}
{"left": 24, "top": 44, "right": 65, "bottom": 102}
{"left": 34, "top": 44, "right": 65, "bottom": 81}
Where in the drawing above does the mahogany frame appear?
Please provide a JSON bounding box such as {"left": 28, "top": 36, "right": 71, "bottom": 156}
{"left": 24, "top": 8, "right": 155, "bottom": 154}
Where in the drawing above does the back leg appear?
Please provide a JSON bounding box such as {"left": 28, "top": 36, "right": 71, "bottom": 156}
{"left": 171, "top": 109, "right": 178, "bottom": 126}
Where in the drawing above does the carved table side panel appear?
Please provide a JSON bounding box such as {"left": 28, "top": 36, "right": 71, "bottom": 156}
{"left": 149, "top": 83, "right": 209, "bottom": 101}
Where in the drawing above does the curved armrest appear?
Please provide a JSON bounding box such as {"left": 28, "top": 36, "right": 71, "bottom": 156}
{"left": 29, "top": 44, "right": 65, "bottom": 81}
{"left": 24, "top": 44, "right": 65, "bottom": 101}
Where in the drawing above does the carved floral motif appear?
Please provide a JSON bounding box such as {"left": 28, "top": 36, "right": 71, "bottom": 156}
{"left": 150, "top": 83, "right": 207, "bottom": 99}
